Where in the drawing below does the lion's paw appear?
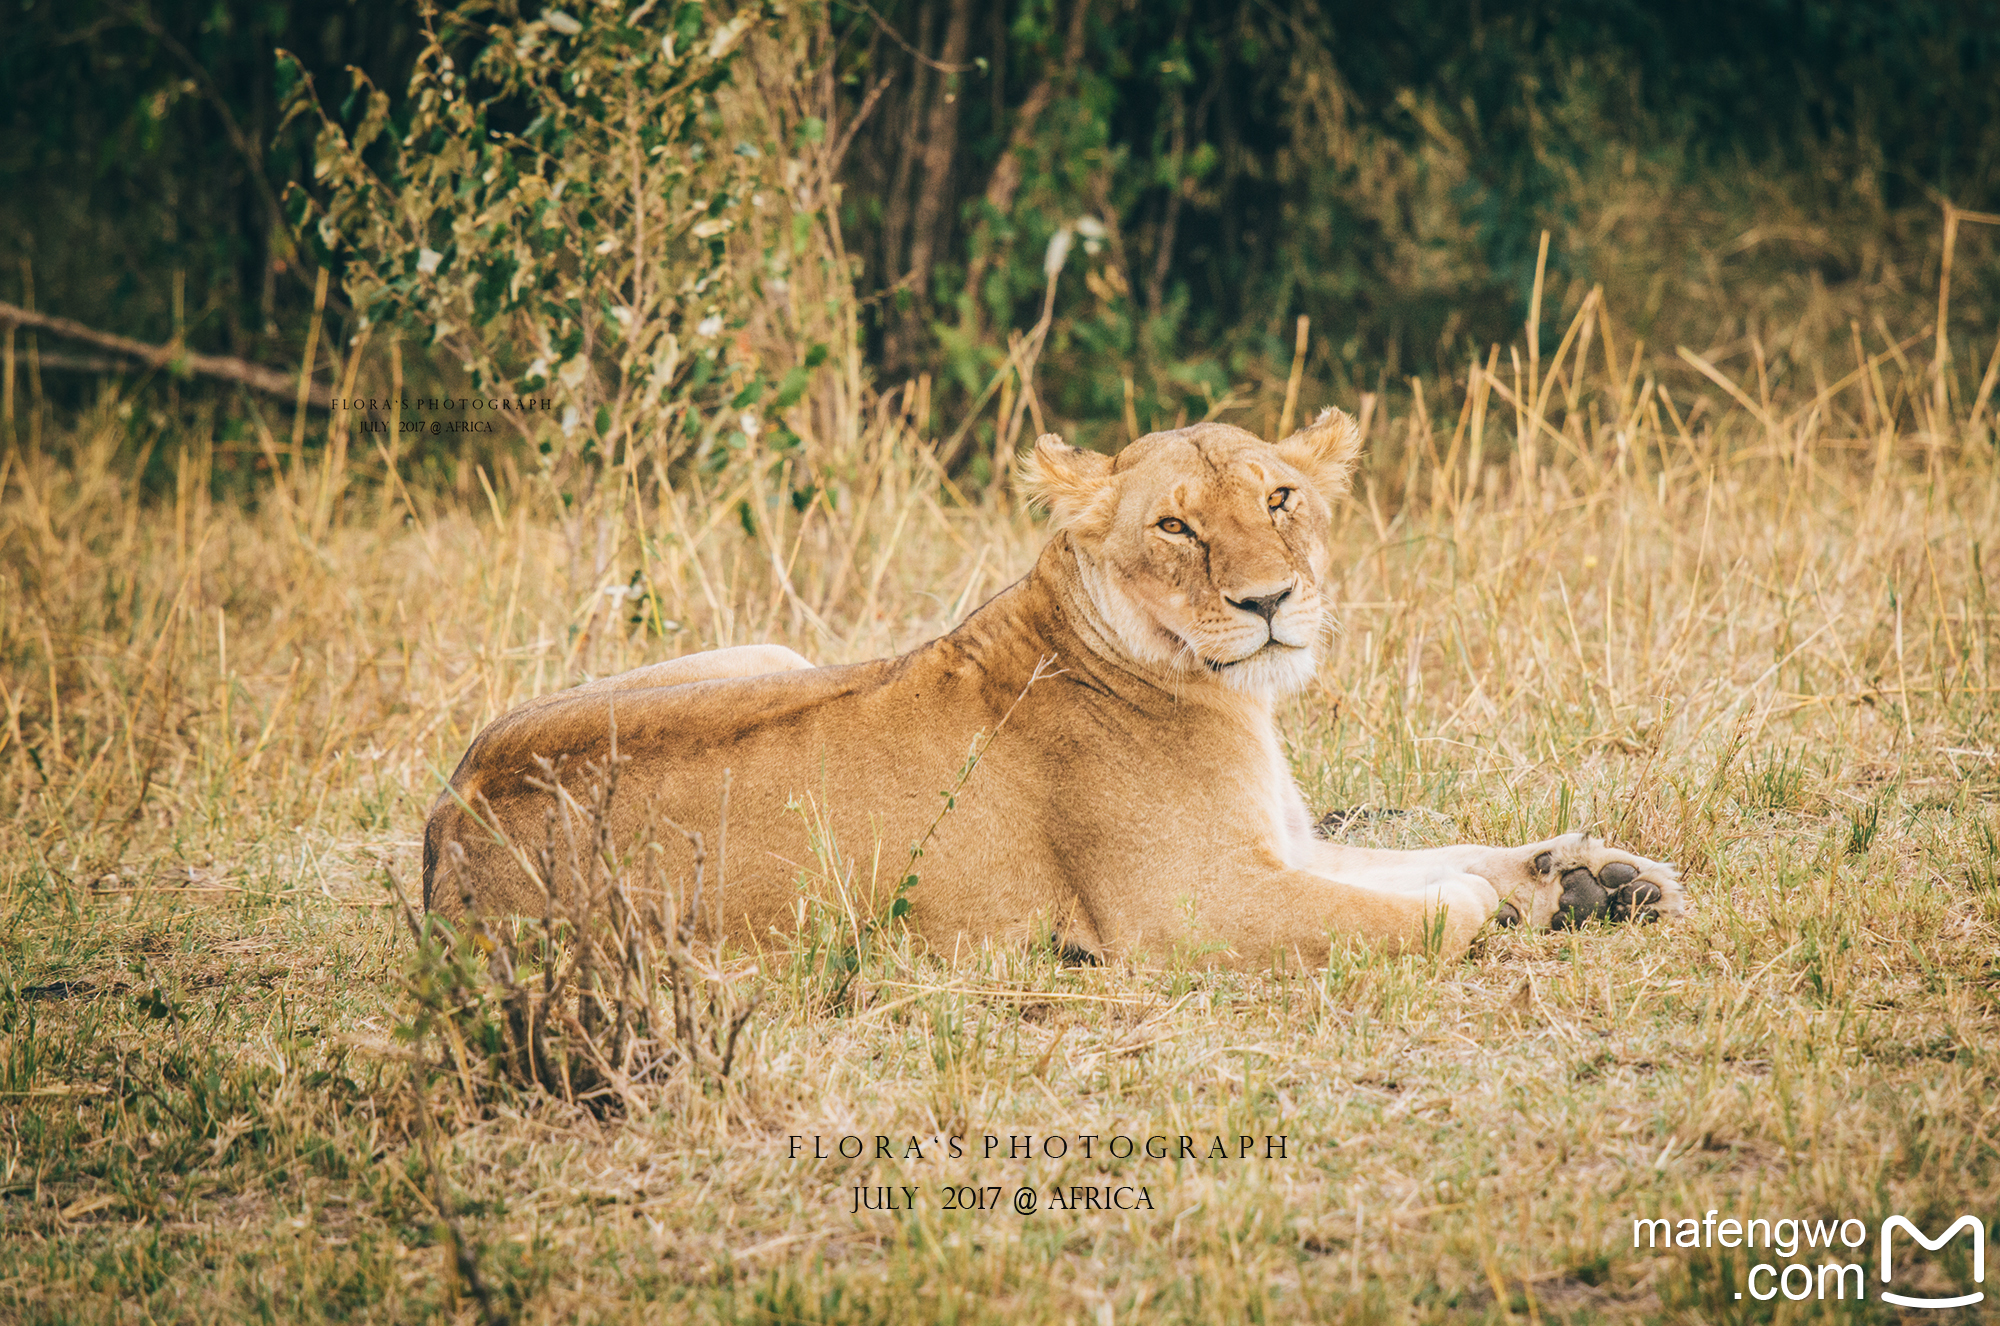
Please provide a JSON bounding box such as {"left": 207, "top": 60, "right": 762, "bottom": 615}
{"left": 1492, "top": 836, "right": 1683, "bottom": 929}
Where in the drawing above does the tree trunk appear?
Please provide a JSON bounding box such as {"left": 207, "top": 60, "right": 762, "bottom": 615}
{"left": 878, "top": 4, "right": 934, "bottom": 330}
{"left": 886, "top": 0, "right": 974, "bottom": 374}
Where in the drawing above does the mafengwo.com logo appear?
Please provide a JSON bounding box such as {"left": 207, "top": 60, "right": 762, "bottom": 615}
{"left": 1634, "top": 1211, "right": 1986, "bottom": 1307}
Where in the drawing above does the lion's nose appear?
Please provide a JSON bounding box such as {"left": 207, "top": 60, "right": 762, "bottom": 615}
{"left": 1227, "top": 586, "right": 1292, "bottom": 622}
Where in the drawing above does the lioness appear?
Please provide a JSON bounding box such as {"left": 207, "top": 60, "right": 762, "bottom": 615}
{"left": 424, "top": 411, "right": 1682, "bottom": 965}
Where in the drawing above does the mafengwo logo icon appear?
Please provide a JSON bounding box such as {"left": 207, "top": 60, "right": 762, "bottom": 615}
{"left": 1880, "top": 1215, "right": 1984, "bottom": 1310}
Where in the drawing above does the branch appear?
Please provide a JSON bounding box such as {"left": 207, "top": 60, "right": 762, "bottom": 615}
{"left": 0, "top": 301, "right": 329, "bottom": 409}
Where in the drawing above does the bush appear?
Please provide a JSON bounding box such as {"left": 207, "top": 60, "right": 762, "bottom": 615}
{"left": 284, "top": 1, "right": 841, "bottom": 493}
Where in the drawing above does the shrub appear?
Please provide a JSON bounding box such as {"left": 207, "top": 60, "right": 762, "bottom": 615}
{"left": 283, "top": 1, "right": 823, "bottom": 492}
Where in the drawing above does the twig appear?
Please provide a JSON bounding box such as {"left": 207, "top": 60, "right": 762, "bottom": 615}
{"left": 822, "top": 74, "right": 894, "bottom": 191}
{"left": 382, "top": 865, "right": 427, "bottom": 946}
{"left": 852, "top": 0, "right": 980, "bottom": 72}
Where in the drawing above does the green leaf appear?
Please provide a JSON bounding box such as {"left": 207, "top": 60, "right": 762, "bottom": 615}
{"left": 275, "top": 52, "right": 301, "bottom": 103}
{"left": 772, "top": 366, "right": 810, "bottom": 409}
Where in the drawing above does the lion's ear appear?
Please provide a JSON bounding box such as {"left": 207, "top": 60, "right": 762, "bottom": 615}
{"left": 1275, "top": 407, "right": 1363, "bottom": 498}
{"left": 1018, "top": 433, "right": 1114, "bottom": 529}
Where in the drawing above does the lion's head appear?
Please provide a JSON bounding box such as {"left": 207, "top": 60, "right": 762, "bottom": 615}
{"left": 1020, "top": 409, "right": 1363, "bottom": 696}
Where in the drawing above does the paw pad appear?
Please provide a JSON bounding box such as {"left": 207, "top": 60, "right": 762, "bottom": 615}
{"left": 1599, "top": 861, "right": 1667, "bottom": 922}
{"left": 1552, "top": 867, "right": 1607, "bottom": 928}
{"left": 1543, "top": 856, "right": 1667, "bottom": 928}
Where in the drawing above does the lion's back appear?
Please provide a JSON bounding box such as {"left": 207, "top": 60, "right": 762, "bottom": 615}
{"left": 422, "top": 657, "right": 913, "bottom": 912}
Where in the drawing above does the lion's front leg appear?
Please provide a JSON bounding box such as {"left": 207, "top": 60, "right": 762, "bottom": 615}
{"left": 1302, "top": 828, "right": 1683, "bottom": 932}
{"left": 1208, "top": 867, "right": 1501, "bottom": 966}
{"left": 1463, "top": 834, "right": 1684, "bottom": 929}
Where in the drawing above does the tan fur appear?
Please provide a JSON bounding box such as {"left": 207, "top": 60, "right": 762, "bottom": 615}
{"left": 424, "top": 414, "right": 1682, "bottom": 966}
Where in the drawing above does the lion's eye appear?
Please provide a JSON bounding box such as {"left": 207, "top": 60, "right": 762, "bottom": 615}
{"left": 1157, "top": 517, "right": 1190, "bottom": 536}
{"left": 1268, "top": 487, "right": 1293, "bottom": 511}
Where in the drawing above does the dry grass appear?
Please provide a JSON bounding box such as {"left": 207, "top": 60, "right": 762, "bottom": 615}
{"left": 4, "top": 274, "right": 2000, "bottom": 1323}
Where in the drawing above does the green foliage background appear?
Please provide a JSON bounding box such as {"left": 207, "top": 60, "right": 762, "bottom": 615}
{"left": 4, "top": 0, "right": 1997, "bottom": 468}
